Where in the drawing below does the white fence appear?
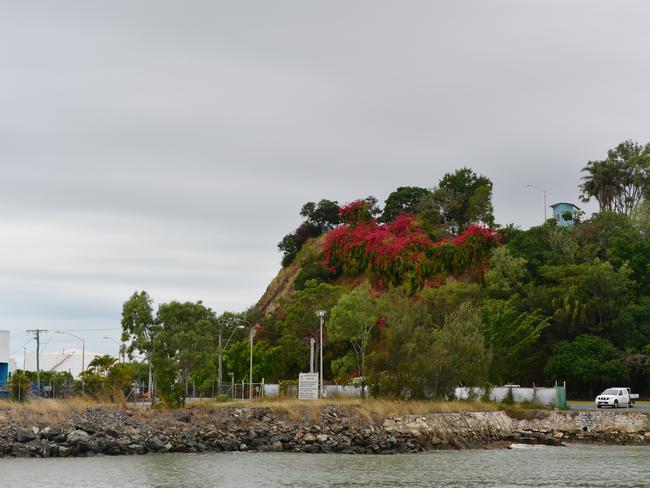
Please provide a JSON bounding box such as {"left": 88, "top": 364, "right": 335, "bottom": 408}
{"left": 454, "top": 386, "right": 559, "bottom": 406}
{"left": 263, "top": 384, "right": 366, "bottom": 398}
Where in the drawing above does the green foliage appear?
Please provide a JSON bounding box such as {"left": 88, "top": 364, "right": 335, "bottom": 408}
{"left": 432, "top": 167, "right": 494, "bottom": 232}
{"left": 328, "top": 284, "right": 379, "bottom": 397}
{"left": 380, "top": 186, "right": 431, "bottom": 223}
{"left": 300, "top": 199, "right": 340, "bottom": 229}
{"left": 430, "top": 303, "right": 490, "bottom": 397}
{"left": 8, "top": 370, "right": 31, "bottom": 402}
{"left": 484, "top": 247, "right": 528, "bottom": 298}
{"left": 545, "top": 335, "right": 629, "bottom": 397}
{"left": 121, "top": 291, "right": 157, "bottom": 359}
{"left": 580, "top": 140, "right": 650, "bottom": 215}
{"left": 152, "top": 300, "right": 216, "bottom": 406}
{"left": 541, "top": 260, "right": 634, "bottom": 338}
{"left": 481, "top": 298, "right": 549, "bottom": 384}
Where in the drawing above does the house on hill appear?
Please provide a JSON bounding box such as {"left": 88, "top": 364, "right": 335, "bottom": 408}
{"left": 550, "top": 202, "right": 579, "bottom": 227}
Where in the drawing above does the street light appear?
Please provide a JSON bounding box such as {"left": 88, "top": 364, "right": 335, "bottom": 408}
{"left": 316, "top": 310, "right": 326, "bottom": 398}
{"left": 235, "top": 318, "right": 256, "bottom": 400}
{"left": 103, "top": 337, "right": 124, "bottom": 363}
{"left": 526, "top": 184, "right": 548, "bottom": 223}
{"left": 56, "top": 331, "right": 85, "bottom": 395}
{"left": 217, "top": 321, "right": 245, "bottom": 394}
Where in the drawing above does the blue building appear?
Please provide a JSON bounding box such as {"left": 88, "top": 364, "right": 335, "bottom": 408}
{"left": 550, "top": 202, "right": 579, "bottom": 227}
{"left": 0, "top": 330, "right": 9, "bottom": 399}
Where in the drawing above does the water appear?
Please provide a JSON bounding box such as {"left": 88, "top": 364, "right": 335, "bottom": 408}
{"left": 1, "top": 444, "right": 649, "bottom": 487}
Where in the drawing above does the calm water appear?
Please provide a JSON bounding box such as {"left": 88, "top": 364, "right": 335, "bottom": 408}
{"left": 1, "top": 444, "right": 649, "bottom": 487}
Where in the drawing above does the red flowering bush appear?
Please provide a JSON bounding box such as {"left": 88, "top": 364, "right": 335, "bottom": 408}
{"left": 339, "top": 200, "right": 373, "bottom": 225}
{"left": 324, "top": 216, "right": 499, "bottom": 292}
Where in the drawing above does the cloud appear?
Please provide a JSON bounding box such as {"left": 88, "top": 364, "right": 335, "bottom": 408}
{"left": 1, "top": 0, "right": 649, "bottom": 361}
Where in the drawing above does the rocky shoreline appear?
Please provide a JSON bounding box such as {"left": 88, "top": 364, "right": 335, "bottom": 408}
{"left": 0, "top": 406, "right": 648, "bottom": 458}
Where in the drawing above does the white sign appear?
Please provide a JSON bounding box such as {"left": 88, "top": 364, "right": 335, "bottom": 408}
{"left": 298, "top": 372, "right": 319, "bottom": 400}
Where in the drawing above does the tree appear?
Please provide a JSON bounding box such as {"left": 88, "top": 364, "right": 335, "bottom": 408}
{"left": 541, "top": 260, "right": 634, "bottom": 339}
{"left": 610, "top": 298, "right": 650, "bottom": 351}
{"left": 545, "top": 335, "right": 628, "bottom": 397}
{"left": 121, "top": 291, "right": 157, "bottom": 363}
{"left": 430, "top": 303, "right": 490, "bottom": 397}
{"left": 277, "top": 222, "right": 321, "bottom": 267}
{"left": 368, "top": 287, "right": 435, "bottom": 399}
{"left": 328, "top": 285, "right": 379, "bottom": 398}
{"left": 432, "top": 168, "right": 494, "bottom": 232}
{"left": 153, "top": 300, "right": 216, "bottom": 406}
{"left": 484, "top": 247, "right": 528, "bottom": 298}
{"left": 300, "top": 199, "right": 340, "bottom": 229}
{"left": 8, "top": 370, "right": 31, "bottom": 402}
{"left": 481, "top": 299, "right": 549, "bottom": 384}
{"left": 580, "top": 140, "right": 650, "bottom": 215}
{"left": 121, "top": 291, "right": 158, "bottom": 404}
{"left": 380, "top": 186, "right": 431, "bottom": 223}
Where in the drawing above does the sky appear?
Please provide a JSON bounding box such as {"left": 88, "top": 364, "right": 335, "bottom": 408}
{"left": 1, "top": 1, "right": 650, "bottom": 363}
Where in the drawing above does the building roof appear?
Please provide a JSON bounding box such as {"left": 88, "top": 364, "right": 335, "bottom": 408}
{"left": 549, "top": 202, "right": 580, "bottom": 210}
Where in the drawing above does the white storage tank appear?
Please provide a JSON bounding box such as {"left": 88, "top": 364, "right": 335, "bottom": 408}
{"left": 0, "top": 330, "right": 9, "bottom": 364}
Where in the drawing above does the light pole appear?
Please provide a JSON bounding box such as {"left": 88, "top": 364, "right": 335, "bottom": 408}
{"left": 235, "top": 319, "right": 256, "bottom": 400}
{"left": 56, "top": 331, "right": 85, "bottom": 395}
{"left": 526, "top": 184, "right": 548, "bottom": 223}
{"left": 217, "top": 321, "right": 245, "bottom": 395}
{"left": 103, "top": 337, "right": 124, "bottom": 363}
{"left": 316, "top": 310, "right": 325, "bottom": 398}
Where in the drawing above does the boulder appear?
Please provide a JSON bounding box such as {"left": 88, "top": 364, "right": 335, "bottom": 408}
{"left": 67, "top": 430, "right": 91, "bottom": 445}
{"left": 15, "top": 429, "right": 36, "bottom": 443}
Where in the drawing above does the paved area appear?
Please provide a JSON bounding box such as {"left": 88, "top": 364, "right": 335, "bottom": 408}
{"left": 568, "top": 401, "right": 650, "bottom": 411}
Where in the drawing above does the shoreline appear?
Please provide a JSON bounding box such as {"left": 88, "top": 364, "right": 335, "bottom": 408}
{"left": 1, "top": 404, "right": 649, "bottom": 458}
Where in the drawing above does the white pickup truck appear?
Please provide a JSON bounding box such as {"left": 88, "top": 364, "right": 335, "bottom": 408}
{"left": 595, "top": 387, "right": 639, "bottom": 408}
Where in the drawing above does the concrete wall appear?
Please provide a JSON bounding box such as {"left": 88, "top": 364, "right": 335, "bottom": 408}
{"left": 454, "top": 386, "right": 558, "bottom": 406}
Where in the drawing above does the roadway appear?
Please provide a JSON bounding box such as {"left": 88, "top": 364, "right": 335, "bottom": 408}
{"left": 568, "top": 401, "right": 650, "bottom": 411}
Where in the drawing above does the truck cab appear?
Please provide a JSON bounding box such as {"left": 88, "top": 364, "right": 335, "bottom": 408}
{"left": 595, "top": 387, "right": 638, "bottom": 408}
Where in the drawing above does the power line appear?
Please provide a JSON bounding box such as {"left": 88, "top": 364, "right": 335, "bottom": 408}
{"left": 56, "top": 328, "right": 120, "bottom": 332}
{"left": 11, "top": 337, "right": 34, "bottom": 356}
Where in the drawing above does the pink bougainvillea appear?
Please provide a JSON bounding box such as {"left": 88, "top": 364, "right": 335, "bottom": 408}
{"left": 323, "top": 214, "right": 500, "bottom": 292}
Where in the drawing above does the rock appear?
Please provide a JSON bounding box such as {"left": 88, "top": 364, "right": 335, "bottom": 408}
{"left": 303, "top": 433, "right": 316, "bottom": 443}
{"left": 67, "top": 430, "right": 91, "bottom": 445}
{"left": 239, "top": 443, "right": 249, "bottom": 451}
{"left": 553, "top": 431, "right": 565, "bottom": 439}
{"left": 15, "top": 429, "right": 37, "bottom": 443}
{"left": 76, "top": 421, "right": 97, "bottom": 434}
{"left": 146, "top": 437, "right": 166, "bottom": 452}
{"left": 316, "top": 434, "right": 329, "bottom": 443}
{"left": 41, "top": 426, "right": 62, "bottom": 440}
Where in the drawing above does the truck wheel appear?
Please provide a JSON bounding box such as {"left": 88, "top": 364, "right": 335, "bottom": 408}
{"left": 614, "top": 400, "right": 619, "bottom": 408}
{"left": 597, "top": 405, "right": 601, "bottom": 409}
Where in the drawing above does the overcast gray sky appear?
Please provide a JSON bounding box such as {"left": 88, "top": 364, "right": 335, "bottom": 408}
{"left": 2, "top": 1, "right": 649, "bottom": 361}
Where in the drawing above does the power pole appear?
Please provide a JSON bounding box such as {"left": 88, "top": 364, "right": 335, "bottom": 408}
{"left": 26, "top": 329, "right": 48, "bottom": 392}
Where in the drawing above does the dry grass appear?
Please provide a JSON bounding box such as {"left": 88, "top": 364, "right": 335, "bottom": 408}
{"left": 247, "top": 397, "right": 497, "bottom": 424}
{"left": 0, "top": 398, "right": 101, "bottom": 426}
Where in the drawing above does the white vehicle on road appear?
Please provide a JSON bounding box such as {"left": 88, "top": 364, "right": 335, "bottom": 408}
{"left": 595, "top": 387, "right": 639, "bottom": 408}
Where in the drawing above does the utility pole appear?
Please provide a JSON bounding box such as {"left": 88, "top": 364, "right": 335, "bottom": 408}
{"left": 316, "top": 310, "right": 325, "bottom": 398}
{"left": 26, "top": 329, "right": 48, "bottom": 392}
{"left": 218, "top": 328, "right": 223, "bottom": 393}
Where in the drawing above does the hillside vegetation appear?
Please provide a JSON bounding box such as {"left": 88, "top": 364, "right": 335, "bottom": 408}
{"left": 105, "top": 141, "right": 650, "bottom": 405}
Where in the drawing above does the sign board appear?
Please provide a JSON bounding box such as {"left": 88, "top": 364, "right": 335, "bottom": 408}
{"left": 298, "top": 372, "right": 319, "bottom": 400}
